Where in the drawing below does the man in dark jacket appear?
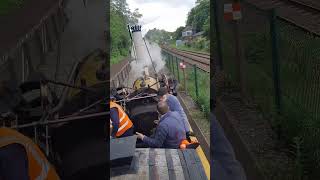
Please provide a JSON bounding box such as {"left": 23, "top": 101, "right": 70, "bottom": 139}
{"left": 211, "top": 113, "right": 247, "bottom": 180}
{"left": 157, "top": 87, "right": 191, "bottom": 139}
{"left": 136, "top": 101, "right": 186, "bottom": 148}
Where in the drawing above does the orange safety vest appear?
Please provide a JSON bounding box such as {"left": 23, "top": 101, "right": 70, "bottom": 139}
{"left": 110, "top": 101, "right": 133, "bottom": 137}
{"left": 0, "top": 127, "right": 60, "bottom": 180}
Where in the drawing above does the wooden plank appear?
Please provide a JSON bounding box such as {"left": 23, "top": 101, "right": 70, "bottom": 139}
{"left": 191, "top": 149, "right": 207, "bottom": 180}
{"left": 165, "top": 149, "right": 176, "bottom": 180}
{"left": 136, "top": 148, "right": 149, "bottom": 180}
{"left": 177, "top": 150, "right": 190, "bottom": 180}
{"left": 170, "top": 149, "right": 185, "bottom": 179}
{"left": 154, "top": 149, "right": 169, "bottom": 180}
{"left": 112, "top": 148, "right": 208, "bottom": 179}
{"left": 149, "top": 148, "right": 159, "bottom": 179}
{"left": 182, "top": 150, "right": 206, "bottom": 180}
{"left": 149, "top": 148, "right": 169, "bottom": 180}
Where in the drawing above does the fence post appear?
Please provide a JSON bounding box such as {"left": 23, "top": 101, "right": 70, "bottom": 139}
{"left": 176, "top": 57, "right": 180, "bottom": 82}
{"left": 168, "top": 54, "right": 171, "bottom": 72}
{"left": 172, "top": 54, "right": 175, "bottom": 77}
{"left": 194, "top": 64, "right": 199, "bottom": 99}
{"left": 213, "top": 0, "right": 223, "bottom": 71}
{"left": 183, "top": 65, "right": 187, "bottom": 93}
{"left": 270, "top": 8, "right": 281, "bottom": 114}
{"left": 170, "top": 54, "right": 173, "bottom": 76}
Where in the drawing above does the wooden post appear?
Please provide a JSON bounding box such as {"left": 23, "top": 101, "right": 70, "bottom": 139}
{"left": 233, "top": 20, "right": 246, "bottom": 97}
{"left": 176, "top": 57, "right": 180, "bottom": 82}
{"left": 172, "top": 54, "right": 175, "bottom": 77}
{"left": 183, "top": 65, "right": 187, "bottom": 94}
{"left": 21, "top": 47, "right": 25, "bottom": 82}
{"left": 270, "top": 9, "right": 281, "bottom": 114}
{"left": 193, "top": 64, "right": 199, "bottom": 99}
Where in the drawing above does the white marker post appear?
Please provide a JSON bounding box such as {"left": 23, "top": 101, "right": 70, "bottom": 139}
{"left": 224, "top": 2, "right": 246, "bottom": 97}
{"left": 180, "top": 62, "right": 187, "bottom": 93}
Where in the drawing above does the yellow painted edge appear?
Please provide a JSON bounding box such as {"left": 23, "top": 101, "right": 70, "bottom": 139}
{"left": 196, "top": 146, "right": 210, "bottom": 179}
{"left": 190, "top": 126, "right": 210, "bottom": 179}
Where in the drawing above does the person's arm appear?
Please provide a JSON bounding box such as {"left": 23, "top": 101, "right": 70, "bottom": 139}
{"left": 169, "top": 96, "right": 190, "bottom": 132}
{"left": 110, "top": 108, "right": 119, "bottom": 138}
{"left": 211, "top": 113, "right": 247, "bottom": 180}
{"left": 143, "top": 124, "right": 168, "bottom": 148}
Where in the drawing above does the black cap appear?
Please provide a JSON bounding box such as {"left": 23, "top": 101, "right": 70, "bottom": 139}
{"left": 157, "top": 87, "right": 168, "bottom": 97}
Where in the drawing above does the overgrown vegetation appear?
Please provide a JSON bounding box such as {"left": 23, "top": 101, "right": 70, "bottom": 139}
{"left": 185, "top": 68, "right": 210, "bottom": 118}
{"left": 164, "top": 52, "right": 210, "bottom": 119}
{"left": 0, "top": 0, "right": 24, "bottom": 15}
{"left": 221, "top": 14, "right": 320, "bottom": 179}
{"left": 111, "top": 0, "right": 141, "bottom": 65}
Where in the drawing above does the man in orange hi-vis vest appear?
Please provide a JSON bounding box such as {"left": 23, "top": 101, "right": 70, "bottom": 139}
{"left": 0, "top": 127, "right": 60, "bottom": 180}
{"left": 110, "top": 95, "right": 134, "bottom": 138}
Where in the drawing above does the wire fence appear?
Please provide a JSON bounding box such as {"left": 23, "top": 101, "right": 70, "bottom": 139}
{"left": 214, "top": 0, "right": 320, "bottom": 179}
{"left": 161, "top": 51, "right": 210, "bottom": 118}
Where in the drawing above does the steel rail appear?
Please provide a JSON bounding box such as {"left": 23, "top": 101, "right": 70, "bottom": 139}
{"left": 246, "top": 0, "right": 320, "bottom": 37}
{"left": 285, "top": 0, "right": 320, "bottom": 13}
{"left": 162, "top": 47, "right": 210, "bottom": 72}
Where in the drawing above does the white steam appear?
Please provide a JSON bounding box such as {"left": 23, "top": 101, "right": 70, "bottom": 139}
{"left": 127, "top": 39, "right": 166, "bottom": 87}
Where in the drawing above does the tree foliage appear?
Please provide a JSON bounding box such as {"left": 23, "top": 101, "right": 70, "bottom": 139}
{"left": 186, "top": 0, "right": 209, "bottom": 34}
{"left": 145, "top": 0, "right": 210, "bottom": 50}
{"left": 174, "top": 26, "right": 185, "bottom": 40}
{"left": 145, "top": 28, "right": 174, "bottom": 44}
{"left": 111, "top": 0, "right": 142, "bottom": 64}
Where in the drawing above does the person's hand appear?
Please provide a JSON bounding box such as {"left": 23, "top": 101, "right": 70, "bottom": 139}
{"left": 136, "top": 132, "right": 145, "bottom": 140}
{"left": 186, "top": 131, "right": 191, "bottom": 142}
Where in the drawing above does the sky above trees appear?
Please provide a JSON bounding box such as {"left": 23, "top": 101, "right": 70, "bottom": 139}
{"left": 127, "top": 0, "right": 196, "bottom": 36}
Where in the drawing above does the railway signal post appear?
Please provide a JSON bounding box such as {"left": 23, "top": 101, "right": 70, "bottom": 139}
{"left": 224, "top": 2, "right": 246, "bottom": 97}
{"left": 180, "top": 62, "right": 187, "bottom": 94}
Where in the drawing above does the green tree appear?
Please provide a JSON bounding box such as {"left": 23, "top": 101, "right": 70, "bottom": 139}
{"left": 145, "top": 28, "right": 174, "bottom": 44}
{"left": 174, "top": 26, "right": 185, "bottom": 40}
{"left": 186, "top": 0, "right": 209, "bottom": 33}
{"left": 202, "top": 15, "right": 209, "bottom": 38}
{"left": 111, "top": 0, "right": 142, "bottom": 64}
{"left": 128, "top": 8, "right": 142, "bottom": 24}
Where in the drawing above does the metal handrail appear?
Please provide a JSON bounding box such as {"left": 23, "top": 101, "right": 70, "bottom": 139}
{"left": 11, "top": 112, "right": 109, "bottom": 129}
{"left": 48, "top": 61, "right": 79, "bottom": 114}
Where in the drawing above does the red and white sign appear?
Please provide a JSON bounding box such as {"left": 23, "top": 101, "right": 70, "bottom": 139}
{"left": 224, "top": 3, "right": 242, "bottom": 21}
{"left": 179, "top": 62, "right": 186, "bottom": 69}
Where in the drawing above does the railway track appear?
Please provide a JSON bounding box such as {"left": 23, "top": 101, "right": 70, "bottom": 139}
{"left": 177, "top": 49, "right": 210, "bottom": 59}
{"left": 246, "top": 0, "right": 320, "bottom": 36}
{"left": 161, "top": 46, "right": 210, "bottom": 72}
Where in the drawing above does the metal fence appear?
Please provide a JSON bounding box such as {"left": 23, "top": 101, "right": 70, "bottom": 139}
{"left": 110, "top": 60, "right": 131, "bottom": 88}
{"left": 214, "top": 0, "right": 320, "bottom": 178}
{"left": 162, "top": 51, "right": 210, "bottom": 117}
